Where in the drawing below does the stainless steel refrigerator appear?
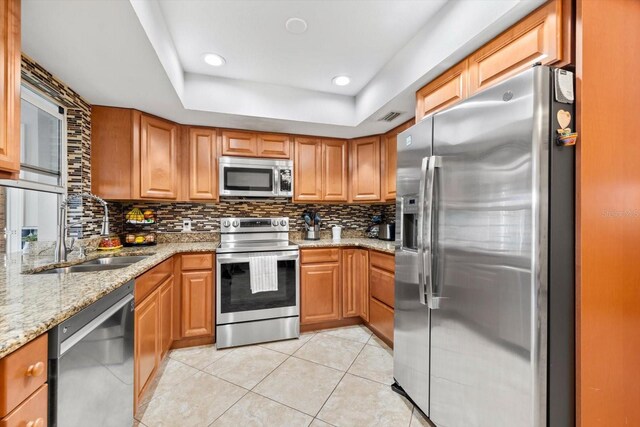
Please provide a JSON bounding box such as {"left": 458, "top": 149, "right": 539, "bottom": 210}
{"left": 393, "top": 65, "right": 575, "bottom": 427}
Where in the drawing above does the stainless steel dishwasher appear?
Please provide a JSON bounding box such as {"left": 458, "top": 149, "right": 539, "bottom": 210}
{"left": 48, "top": 280, "right": 135, "bottom": 427}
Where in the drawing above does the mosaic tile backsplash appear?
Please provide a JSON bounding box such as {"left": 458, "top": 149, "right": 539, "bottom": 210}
{"left": 118, "top": 199, "right": 395, "bottom": 234}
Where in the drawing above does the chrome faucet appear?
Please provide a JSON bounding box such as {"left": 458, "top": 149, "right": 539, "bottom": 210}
{"left": 54, "top": 193, "right": 110, "bottom": 262}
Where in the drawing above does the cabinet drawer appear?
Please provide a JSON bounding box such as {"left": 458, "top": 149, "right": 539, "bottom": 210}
{"left": 370, "top": 251, "right": 394, "bottom": 272}
{"left": 369, "top": 298, "right": 394, "bottom": 344}
{"left": 300, "top": 248, "right": 340, "bottom": 264}
{"left": 136, "top": 257, "right": 174, "bottom": 303}
{"left": 370, "top": 267, "right": 395, "bottom": 308}
{"left": 0, "top": 384, "right": 47, "bottom": 427}
{"left": 0, "top": 335, "right": 47, "bottom": 418}
{"left": 181, "top": 253, "right": 213, "bottom": 270}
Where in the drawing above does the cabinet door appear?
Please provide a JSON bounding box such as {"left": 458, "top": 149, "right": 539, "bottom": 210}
{"left": 181, "top": 270, "right": 213, "bottom": 338}
{"left": 341, "top": 249, "right": 369, "bottom": 319}
{"left": 257, "top": 133, "right": 290, "bottom": 158}
{"left": 188, "top": 128, "right": 217, "bottom": 200}
{"left": 322, "top": 139, "right": 348, "bottom": 202}
{"left": 468, "top": 1, "right": 561, "bottom": 95}
{"left": 301, "top": 263, "right": 341, "bottom": 324}
{"left": 159, "top": 276, "right": 174, "bottom": 358}
{"left": 135, "top": 289, "right": 159, "bottom": 400}
{"left": 415, "top": 60, "right": 468, "bottom": 121}
{"left": 381, "top": 132, "right": 397, "bottom": 201}
{"left": 139, "top": 114, "right": 178, "bottom": 199}
{"left": 341, "top": 249, "right": 359, "bottom": 318}
{"left": 294, "top": 137, "right": 322, "bottom": 202}
{"left": 350, "top": 136, "right": 381, "bottom": 202}
{"left": 357, "top": 250, "right": 370, "bottom": 322}
{"left": 0, "top": 0, "right": 20, "bottom": 178}
{"left": 222, "top": 130, "right": 258, "bottom": 157}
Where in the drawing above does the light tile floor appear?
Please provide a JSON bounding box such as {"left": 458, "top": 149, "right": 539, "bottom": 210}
{"left": 135, "top": 325, "right": 432, "bottom": 427}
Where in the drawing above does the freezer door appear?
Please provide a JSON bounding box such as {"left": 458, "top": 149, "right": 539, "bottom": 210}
{"left": 394, "top": 116, "right": 433, "bottom": 414}
{"left": 429, "top": 67, "right": 549, "bottom": 427}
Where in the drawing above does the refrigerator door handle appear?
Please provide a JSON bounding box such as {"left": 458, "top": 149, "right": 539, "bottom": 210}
{"left": 417, "top": 156, "right": 429, "bottom": 306}
{"left": 425, "top": 155, "right": 442, "bottom": 310}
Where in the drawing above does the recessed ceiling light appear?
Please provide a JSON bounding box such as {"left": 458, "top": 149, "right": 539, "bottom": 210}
{"left": 332, "top": 75, "right": 351, "bottom": 86}
{"left": 203, "top": 53, "right": 226, "bottom": 67}
{"left": 285, "top": 17, "right": 308, "bottom": 34}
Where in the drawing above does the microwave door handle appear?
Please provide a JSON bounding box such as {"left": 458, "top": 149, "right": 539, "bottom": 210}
{"left": 273, "top": 168, "right": 278, "bottom": 196}
{"left": 417, "top": 157, "right": 429, "bottom": 306}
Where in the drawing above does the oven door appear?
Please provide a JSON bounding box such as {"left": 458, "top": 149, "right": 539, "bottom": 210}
{"left": 219, "top": 164, "right": 278, "bottom": 197}
{"left": 216, "top": 250, "right": 300, "bottom": 324}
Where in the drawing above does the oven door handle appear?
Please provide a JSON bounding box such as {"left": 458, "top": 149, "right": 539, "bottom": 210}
{"left": 216, "top": 251, "right": 300, "bottom": 263}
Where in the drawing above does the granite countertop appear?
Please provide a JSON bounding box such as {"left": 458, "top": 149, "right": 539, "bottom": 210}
{"left": 0, "top": 242, "right": 218, "bottom": 359}
{"left": 292, "top": 237, "right": 395, "bottom": 254}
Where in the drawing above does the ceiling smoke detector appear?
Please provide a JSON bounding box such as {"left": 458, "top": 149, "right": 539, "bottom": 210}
{"left": 378, "top": 111, "right": 403, "bottom": 122}
{"left": 285, "top": 17, "right": 308, "bottom": 34}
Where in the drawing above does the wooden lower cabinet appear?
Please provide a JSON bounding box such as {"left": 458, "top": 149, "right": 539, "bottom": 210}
{"left": 300, "top": 262, "right": 341, "bottom": 325}
{"left": 181, "top": 270, "right": 214, "bottom": 338}
{"left": 341, "top": 249, "right": 369, "bottom": 320}
{"left": 369, "top": 297, "right": 394, "bottom": 344}
{"left": 159, "top": 276, "right": 174, "bottom": 358}
{"left": 134, "top": 288, "right": 160, "bottom": 401}
{"left": 0, "top": 384, "right": 47, "bottom": 427}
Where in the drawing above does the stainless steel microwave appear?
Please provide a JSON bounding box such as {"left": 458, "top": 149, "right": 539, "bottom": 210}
{"left": 219, "top": 156, "right": 293, "bottom": 198}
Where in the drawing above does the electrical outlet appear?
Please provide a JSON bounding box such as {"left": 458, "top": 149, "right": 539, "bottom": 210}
{"left": 182, "top": 218, "right": 192, "bottom": 232}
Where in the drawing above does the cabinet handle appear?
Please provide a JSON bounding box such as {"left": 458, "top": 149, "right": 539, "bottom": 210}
{"left": 25, "top": 361, "right": 44, "bottom": 377}
{"left": 26, "top": 418, "right": 44, "bottom": 427}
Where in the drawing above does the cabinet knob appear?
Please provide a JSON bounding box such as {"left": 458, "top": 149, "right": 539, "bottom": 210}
{"left": 26, "top": 418, "right": 44, "bottom": 427}
{"left": 26, "top": 361, "right": 44, "bottom": 377}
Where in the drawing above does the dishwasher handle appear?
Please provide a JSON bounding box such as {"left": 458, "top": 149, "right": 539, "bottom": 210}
{"left": 59, "top": 293, "right": 134, "bottom": 356}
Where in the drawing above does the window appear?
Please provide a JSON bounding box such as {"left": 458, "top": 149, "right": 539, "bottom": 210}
{"left": 0, "top": 85, "right": 66, "bottom": 254}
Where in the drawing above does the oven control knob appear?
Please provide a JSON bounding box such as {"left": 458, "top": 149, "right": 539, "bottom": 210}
{"left": 272, "top": 219, "right": 278, "bottom": 226}
{"left": 232, "top": 220, "right": 239, "bottom": 228}
{"left": 223, "top": 220, "right": 230, "bottom": 228}
{"left": 280, "top": 219, "right": 287, "bottom": 226}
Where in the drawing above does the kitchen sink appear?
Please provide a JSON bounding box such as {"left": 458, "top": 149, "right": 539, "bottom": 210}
{"left": 33, "top": 254, "right": 154, "bottom": 274}
{"left": 81, "top": 255, "right": 152, "bottom": 265}
{"left": 35, "top": 264, "right": 132, "bottom": 274}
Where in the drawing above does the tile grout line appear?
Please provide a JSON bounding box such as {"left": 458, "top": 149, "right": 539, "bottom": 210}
{"left": 313, "top": 335, "right": 369, "bottom": 422}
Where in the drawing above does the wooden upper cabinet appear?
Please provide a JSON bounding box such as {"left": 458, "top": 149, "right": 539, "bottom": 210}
{"left": 468, "top": 1, "right": 563, "bottom": 95}
{"left": 222, "top": 130, "right": 258, "bottom": 157}
{"left": 350, "top": 136, "right": 381, "bottom": 202}
{"left": 294, "top": 137, "right": 322, "bottom": 202}
{"left": 188, "top": 128, "right": 217, "bottom": 200}
{"left": 257, "top": 133, "right": 291, "bottom": 158}
{"left": 0, "top": 0, "right": 20, "bottom": 179}
{"left": 381, "top": 120, "right": 413, "bottom": 202}
{"left": 416, "top": 60, "right": 468, "bottom": 121}
{"left": 322, "top": 138, "right": 348, "bottom": 202}
{"left": 139, "top": 114, "right": 179, "bottom": 199}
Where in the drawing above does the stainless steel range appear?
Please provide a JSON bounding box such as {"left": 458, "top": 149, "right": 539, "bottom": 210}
{"left": 216, "top": 217, "right": 300, "bottom": 348}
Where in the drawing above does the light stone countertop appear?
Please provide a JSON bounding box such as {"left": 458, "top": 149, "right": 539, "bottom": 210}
{"left": 0, "top": 236, "right": 394, "bottom": 359}
{"left": 0, "top": 242, "right": 218, "bottom": 359}
{"left": 292, "top": 237, "right": 396, "bottom": 254}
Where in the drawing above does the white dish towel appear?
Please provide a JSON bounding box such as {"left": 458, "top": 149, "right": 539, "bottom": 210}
{"left": 249, "top": 255, "right": 279, "bottom": 294}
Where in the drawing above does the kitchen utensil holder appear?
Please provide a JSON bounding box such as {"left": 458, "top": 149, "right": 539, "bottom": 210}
{"left": 305, "top": 224, "right": 321, "bottom": 240}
